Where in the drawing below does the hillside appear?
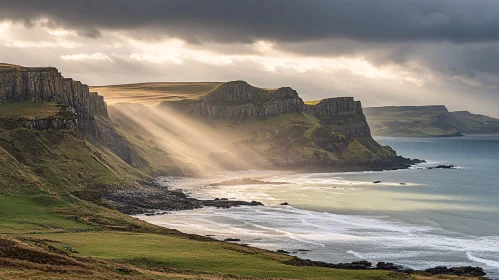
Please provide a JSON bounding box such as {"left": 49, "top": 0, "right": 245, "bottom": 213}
{"left": 450, "top": 111, "right": 499, "bottom": 134}
{"left": 364, "top": 105, "right": 499, "bottom": 137}
{"left": 106, "top": 81, "right": 419, "bottom": 174}
{"left": 364, "top": 106, "right": 461, "bottom": 137}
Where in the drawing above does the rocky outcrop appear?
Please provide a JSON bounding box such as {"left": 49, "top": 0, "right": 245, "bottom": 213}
{"left": 0, "top": 64, "right": 107, "bottom": 131}
{"left": 306, "top": 97, "right": 363, "bottom": 116}
{"left": 0, "top": 64, "right": 141, "bottom": 167}
{"left": 0, "top": 105, "right": 77, "bottom": 131}
{"left": 306, "top": 98, "right": 371, "bottom": 138}
{"left": 170, "top": 81, "right": 370, "bottom": 137}
{"left": 170, "top": 81, "right": 305, "bottom": 121}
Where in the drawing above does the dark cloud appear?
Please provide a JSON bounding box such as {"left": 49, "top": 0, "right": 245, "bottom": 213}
{"left": 0, "top": 0, "right": 498, "bottom": 116}
{"left": 1, "top": 0, "right": 499, "bottom": 43}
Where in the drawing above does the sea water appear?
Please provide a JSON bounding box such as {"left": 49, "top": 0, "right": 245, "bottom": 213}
{"left": 138, "top": 135, "right": 499, "bottom": 278}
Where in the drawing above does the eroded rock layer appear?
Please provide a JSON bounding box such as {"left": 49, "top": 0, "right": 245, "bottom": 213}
{"left": 0, "top": 65, "right": 107, "bottom": 127}
{"left": 0, "top": 64, "right": 138, "bottom": 167}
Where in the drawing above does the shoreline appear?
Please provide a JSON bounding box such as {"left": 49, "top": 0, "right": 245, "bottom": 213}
{"left": 104, "top": 162, "right": 495, "bottom": 279}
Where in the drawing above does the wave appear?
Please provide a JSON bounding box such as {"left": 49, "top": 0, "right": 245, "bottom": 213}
{"left": 467, "top": 252, "right": 499, "bottom": 268}
{"left": 138, "top": 204, "right": 499, "bottom": 276}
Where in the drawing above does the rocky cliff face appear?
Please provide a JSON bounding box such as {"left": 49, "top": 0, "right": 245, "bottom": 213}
{"left": 306, "top": 97, "right": 363, "bottom": 116}
{"left": 0, "top": 65, "right": 107, "bottom": 129}
{"left": 172, "top": 81, "right": 305, "bottom": 121}
{"left": 306, "top": 98, "right": 371, "bottom": 138}
{"left": 0, "top": 64, "right": 139, "bottom": 167}
{"left": 173, "top": 81, "right": 371, "bottom": 138}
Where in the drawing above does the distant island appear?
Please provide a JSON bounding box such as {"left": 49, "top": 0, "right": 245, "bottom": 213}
{"left": 364, "top": 105, "right": 499, "bottom": 137}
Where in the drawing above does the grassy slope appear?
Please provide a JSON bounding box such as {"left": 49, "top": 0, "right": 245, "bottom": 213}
{"left": 0, "top": 102, "right": 403, "bottom": 279}
{"left": 364, "top": 107, "right": 461, "bottom": 137}
{"left": 91, "top": 82, "right": 222, "bottom": 106}
{"left": 450, "top": 111, "right": 499, "bottom": 134}
{"left": 0, "top": 101, "right": 480, "bottom": 279}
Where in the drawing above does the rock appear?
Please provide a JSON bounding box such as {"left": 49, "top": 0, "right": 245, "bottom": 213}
{"left": 202, "top": 199, "right": 264, "bottom": 208}
{"left": 101, "top": 186, "right": 203, "bottom": 215}
{"left": 0, "top": 66, "right": 107, "bottom": 124}
{"left": 425, "top": 266, "right": 486, "bottom": 277}
{"left": 334, "top": 261, "right": 372, "bottom": 270}
{"left": 450, "top": 266, "right": 486, "bottom": 276}
{"left": 373, "top": 181, "right": 382, "bottom": 184}
{"left": 223, "top": 238, "right": 241, "bottom": 242}
{"left": 285, "top": 257, "right": 372, "bottom": 270}
{"left": 428, "top": 165, "right": 456, "bottom": 169}
{"left": 280, "top": 202, "right": 289, "bottom": 205}
{"left": 0, "top": 65, "right": 140, "bottom": 167}
{"left": 173, "top": 81, "right": 305, "bottom": 122}
{"left": 376, "top": 262, "right": 403, "bottom": 271}
{"left": 276, "top": 250, "right": 290, "bottom": 254}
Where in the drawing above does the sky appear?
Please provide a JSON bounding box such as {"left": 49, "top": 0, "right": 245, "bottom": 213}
{"left": 0, "top": 0, "right": 498, "bottom": 117}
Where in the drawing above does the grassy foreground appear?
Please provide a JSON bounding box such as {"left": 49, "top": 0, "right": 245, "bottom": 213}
{"left": 0, "top": 196, "right": 399, "bottom": 280}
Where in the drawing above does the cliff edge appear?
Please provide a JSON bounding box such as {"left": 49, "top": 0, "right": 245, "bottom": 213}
{"left": 0, "top": 64, "right": 142, "bottom": 168}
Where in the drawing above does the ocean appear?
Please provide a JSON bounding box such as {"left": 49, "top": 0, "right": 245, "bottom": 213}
{"left": 138, "top": 135, "right": 499, "bottom": 278}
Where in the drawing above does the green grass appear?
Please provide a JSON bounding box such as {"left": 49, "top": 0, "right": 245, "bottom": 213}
{"left": 0, "top": 129, "right": 118, "bottom": 191}
{"left": 35, "top": 231, "right": 393, "bottom": 279}
{"left": 0, "top": 195, "right": 91, "bottom": 234}
{"left": 365, "top": 108, "right": 461, "bottom": 137}
{"left": 0, "top": 101, "right": 64, "bottom": 119}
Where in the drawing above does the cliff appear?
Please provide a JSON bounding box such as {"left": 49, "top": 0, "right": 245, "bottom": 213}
{"left": 306, "top": 98, "right": 371, "bottom": 138}
{"left": 364, "top": 105, "right": 499, "bottom": 137}
{"left": 0, "top": 64, "right": 140, "bottom": 168}
{"left": 170, "top": 81, "right": 305, "bottom": 121}
{"left": 364, "top": 105, "right": 462, "bottom": 137}
{"left": 151, "top": 81, "right": 417, "bottom": 171}
{"left": 0, "top": 64, "right": 107, "bottom": 127}
{"left": 169, "top": 82, "right": 372, "bottom": 139}
{"left": 449, "top": 111, "right": 499, "bottom": 134}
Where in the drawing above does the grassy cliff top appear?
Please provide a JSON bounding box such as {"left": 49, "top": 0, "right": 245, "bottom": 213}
{"left": 364, "top": 105, "right": 460, "bottom": 137}
{"left": 365, "top": 105, "right": 449, "bottom": 114}
{"left": 0, "top": 63, "right": 58, "bottom": 72}
{"left": 91, "top": 82, "right": 223, "bottom": 105}
{"left": 0, "top": 102, "right": 68, "bottom": 120}
{"left": 92, "top": 81, "right": 289, "bottom": 106}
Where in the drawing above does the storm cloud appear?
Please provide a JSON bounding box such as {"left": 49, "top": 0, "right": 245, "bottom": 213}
{"left": 1, "top": 0, "right": 499, "bottom": 43}
{"left": 0, "top": 0, "right": 498, "bottom": 117}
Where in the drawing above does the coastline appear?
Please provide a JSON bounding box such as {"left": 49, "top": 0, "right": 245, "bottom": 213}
{"left": 125, "top": 163, "right": 498, "bottom": 279}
